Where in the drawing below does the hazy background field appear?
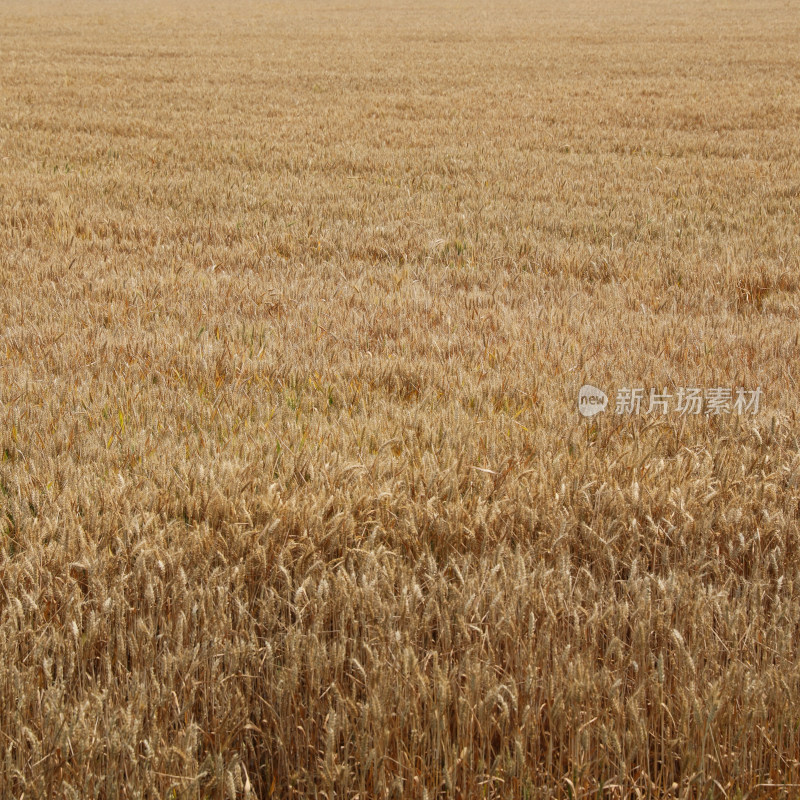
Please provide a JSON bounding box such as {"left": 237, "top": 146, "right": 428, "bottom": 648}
{"left": 1, "top": 0, "right": 800, "bottom": 796}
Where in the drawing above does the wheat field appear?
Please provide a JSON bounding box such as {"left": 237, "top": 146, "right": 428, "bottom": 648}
{"left": 1, "top": 0, "right": 800, "bottom": 796}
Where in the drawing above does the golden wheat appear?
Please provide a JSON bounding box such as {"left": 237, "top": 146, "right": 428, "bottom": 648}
{"left": 1, "top": 0, "right": 800, "bottom": 796}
